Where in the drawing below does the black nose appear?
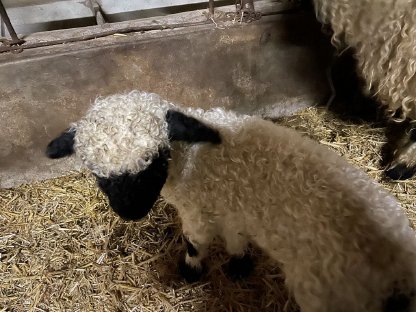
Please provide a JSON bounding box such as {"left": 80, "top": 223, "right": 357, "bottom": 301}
{"left": 111, "top": 202, "right": 153, "bottom": 221}
{"left": 95, "top": 149, "right": 169, "bottom": 221}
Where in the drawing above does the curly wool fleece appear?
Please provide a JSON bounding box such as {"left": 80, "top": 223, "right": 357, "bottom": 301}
{"left": 72, "top": 91, "right": 174, "bottom": 177}
{"left": 71, "top": 90, "right": 416, "bottom": 311}
{"left": 313, "top": 0, "right": 416, "bottom": 119}
{"left": 161, "top": 110, "right": 416, "bottom": 311}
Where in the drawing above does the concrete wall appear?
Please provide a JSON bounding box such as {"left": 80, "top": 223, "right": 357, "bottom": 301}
{"left": 0, "top": 5, "right": 332, "bottom": 188}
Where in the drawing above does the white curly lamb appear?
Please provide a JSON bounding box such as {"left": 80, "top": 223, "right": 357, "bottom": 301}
{"left": 46, "top": 91, "right": 416, "bottom": 312}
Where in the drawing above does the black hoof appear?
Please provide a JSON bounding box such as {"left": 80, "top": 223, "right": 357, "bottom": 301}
{"left": 178, "top": 259, "right": 203, "bottom": 283}
{"left": 226, "top": 254, "right": 254, "bottom": 281}
{"left": 385, "top": 164, "right": 415, "bottom": 180}
{"left": 384, "top": 290, "right": 413, "bottom": 312}
{"left": 409, "top": 128, "right": 416, "bottom": 142}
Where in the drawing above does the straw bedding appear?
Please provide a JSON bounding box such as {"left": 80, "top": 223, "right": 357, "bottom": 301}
{"left": 1, "top": 107, "right": 415, "bottom": 312}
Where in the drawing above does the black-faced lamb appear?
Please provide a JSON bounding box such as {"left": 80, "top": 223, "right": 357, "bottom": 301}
{"left": 46, "top": 91, "right": 416, "bottom": 312}
{"left": 310, "top": 0, "right": 416, "bottom": 180}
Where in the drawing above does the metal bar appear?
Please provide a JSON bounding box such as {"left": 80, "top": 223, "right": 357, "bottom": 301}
{"left": 0, "top": 0, "right": 24, "bottom": 45}
{"left": 209, "top": 0, "right": 215, "bottom": 16}
{"left": 90, "top": 0, "right": 106, "bottom": 25}
{"left": 0, "top": 1, "right": 303, "bottom": 53}
{"left": 0, "top": 20, "right": 211, "bottom": 53}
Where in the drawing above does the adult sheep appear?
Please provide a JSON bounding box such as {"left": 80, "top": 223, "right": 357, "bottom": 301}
{"left": 310, "top": 0, "right": 416, "bottom": 180}
{"left": 46, "top": 91, "right": 416, "bottom": 312}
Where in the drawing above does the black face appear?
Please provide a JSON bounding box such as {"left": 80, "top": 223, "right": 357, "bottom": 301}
{"left": 46, "top": 110, "right": 221, "bottom": 220}
{"left": 95, "top": 149, "right": 170, "bottom": 220}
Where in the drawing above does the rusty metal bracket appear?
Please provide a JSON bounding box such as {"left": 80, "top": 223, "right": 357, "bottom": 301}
{"left": 206, "top": 0, "right": 261, "bottom": 25}
{"left": 235, "top": 0, "right": 261, "bottom": 23}
{"left": 0, "top": 0, "right": 25, "bottom": 47}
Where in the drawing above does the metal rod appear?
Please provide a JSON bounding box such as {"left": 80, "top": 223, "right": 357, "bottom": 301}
{"left": 0, "top": 0, "right": 23, "bottom": 44}
{"left": 0, "top": 20, "right": 211, "bottom": 53}
{"left": 0, "top": 3, "right": 303, "bottom": 53}
{"left": 209, "top": 0, "right": 215, "bottom": 16}
{"left": 90, "top": 0, "right": 106, "bottom": 25}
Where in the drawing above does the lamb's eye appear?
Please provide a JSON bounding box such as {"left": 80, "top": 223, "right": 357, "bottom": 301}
{"left": 161, "top": 149, "right": 171, "bottom": 158}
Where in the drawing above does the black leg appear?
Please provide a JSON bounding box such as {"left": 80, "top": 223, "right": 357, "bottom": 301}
{"left": 178, "top": 237, "right": 205, "bottom": 283}
{"left": 385, "top": 164, "right": 416, "bottom": 181}
{"left": 383, "top": 121, "right": 416, "bottom": 181}
{"left": 226, "top": 253, "right": 254, "bottom": 281}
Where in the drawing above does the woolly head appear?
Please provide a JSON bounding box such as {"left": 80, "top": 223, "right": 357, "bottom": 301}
{"left": 46, "top": 91, "right": 221, "bottom": 220}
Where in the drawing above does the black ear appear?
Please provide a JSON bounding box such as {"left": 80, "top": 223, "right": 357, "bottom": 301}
{"left": 46, "top": 128, "right": 76, "bottom": 159}
{"left": 166, "top": 110, "right": 221, "bottom": 144}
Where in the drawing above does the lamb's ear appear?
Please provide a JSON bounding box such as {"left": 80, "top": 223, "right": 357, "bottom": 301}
{"left": 166, "top": 110, "right": 221, "bottom": 144}
{"left": 46, "top": 128, "right": 76, "bottom": 158}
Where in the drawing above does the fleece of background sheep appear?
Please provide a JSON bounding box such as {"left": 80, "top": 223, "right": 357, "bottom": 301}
{"left": 312, "top": 0, "right": 416, "bottom": 119}
{"left": 2, "top": 107, "right": 416, "bottom": 312}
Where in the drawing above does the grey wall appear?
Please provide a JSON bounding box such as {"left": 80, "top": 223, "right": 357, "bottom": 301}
{"left": 0, "top": 5, "right": 332, "bottom": 188}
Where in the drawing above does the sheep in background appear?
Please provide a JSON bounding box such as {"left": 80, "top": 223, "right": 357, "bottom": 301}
{"left": 46, "top": 91, "right": 416, "bottom": 312}
{"left": 310, "top": 0, "right": 416, "bottom": 180}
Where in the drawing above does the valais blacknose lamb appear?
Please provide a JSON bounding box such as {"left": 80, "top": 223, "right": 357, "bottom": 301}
{"left": 47, "top": 91, "right": 416, "bottom": 312}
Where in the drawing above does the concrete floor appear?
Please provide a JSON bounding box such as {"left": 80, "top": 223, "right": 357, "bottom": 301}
{"left": 0, "top": 3, "right": 332, "bottom": 188}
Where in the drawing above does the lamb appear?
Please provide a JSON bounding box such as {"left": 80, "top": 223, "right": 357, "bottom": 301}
{"left": 309, "top": 0, "right": 416, "bottom": 180}
{"left": 46, "top": 91, "right": 416, "bottom": 312}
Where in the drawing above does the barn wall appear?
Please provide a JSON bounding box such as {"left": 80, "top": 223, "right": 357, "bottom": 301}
{"left": 0, "top": 4, "right": 332, "bottom": 187}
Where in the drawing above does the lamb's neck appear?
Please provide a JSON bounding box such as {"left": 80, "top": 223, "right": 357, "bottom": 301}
{"left": 161, "top": 142, "right": 189, "bottom": 198}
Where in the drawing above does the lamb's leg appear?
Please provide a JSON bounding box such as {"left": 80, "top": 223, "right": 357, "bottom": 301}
{"left": 179, "top": 235, "right": 211, "bottom": 283}
{"left": 385, "top": 123, "right": 416, "bottom": 180}
{"left": 223, "top": 232, "right": 253, "bottom": 280}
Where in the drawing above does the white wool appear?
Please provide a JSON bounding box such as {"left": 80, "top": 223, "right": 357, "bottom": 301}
{"left": 72, "top": 91, "right": 416, "bottom": 311}
{"left": 160, "top": 112, "right": 416, "bottom": 311}
{"left": 73, "top": 91, "right": 174, "bottom": 177}
{"left": 312, "top": 0, "right": 416, "bottom": 119}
